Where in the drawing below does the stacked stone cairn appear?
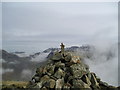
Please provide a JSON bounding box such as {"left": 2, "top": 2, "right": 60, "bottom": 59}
{"left": 28, "top": 43, "right": 116, "bottom": 90}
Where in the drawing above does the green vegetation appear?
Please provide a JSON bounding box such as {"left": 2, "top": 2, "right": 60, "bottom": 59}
{"left": 1, "top": 81, "right": 29, "bottom": 88}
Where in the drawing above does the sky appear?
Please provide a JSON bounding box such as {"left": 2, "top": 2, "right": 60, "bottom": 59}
{"left": 0, "top": 3, "right": 2, "bottom": 50}
{"left": 2, "top": 2, "right": 118, "bottom": 53}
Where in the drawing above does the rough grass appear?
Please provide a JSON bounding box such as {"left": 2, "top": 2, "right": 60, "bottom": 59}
{"left": 1, "top": 81, "right": 29, "bottom": 88}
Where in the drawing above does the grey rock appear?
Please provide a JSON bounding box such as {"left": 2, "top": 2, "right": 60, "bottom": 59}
{"left": 70, "top": 63, "right": 88, "bottom": 78}
{"left": 55, "top": 61, "right": 65, "bottom": 68}
{"left": 36, "top": 67, "right": 43, "bottom": 77}
{"left": 70, "top": 55, "right": 81, "bottom": 64}
{"left": 41, "top": 86, "right": 48, "bottom": 90}
{"left": 46, "top": 65, "right": 55, "bottom": 75}
{"left": 49, "top": 79, "right": 56, "bottom": 88}
{"left": 55, "top": 78, "right": 64, "bottom": 90}
{"left": 36, "top": 75, "right": 50, "bottom": 88}
{"left": 54, "top": 68, "right": 65, "bottom": 79}
{"left": 63, "top": 83, "right": 71, "bottom": 89}
{"left": 81, "top": 75, "right": 91, "bottom": 86}
{"left": 90, "top": 73, "right": 100, "bottom": 89}
{"left": 43, "top": 79, "right": 56, "bottom": 88}
{"left": 99, "top": 81, "right": 109, "bottom": 87}
{"left": 33, "top": 76, "right": 40, "bottom": 82}
{"left": 73, "top": 79, "right": 91, "bottom": 88}
{"left": 51, "top": 52, "right": 62, "bottom": 60}
{"left": 64, "top": 53, "right": 71, "bottom": 61}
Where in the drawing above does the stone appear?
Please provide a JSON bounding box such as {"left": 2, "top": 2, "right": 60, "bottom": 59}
{"left": 36, "top": 75, "right": 50, "bottom": 88}
{"left": 68, "top": 76, "right": 74, "bottom": 83}
{"left": 41, "top": 86, "right": 48, "bottom": 90}
{"left": 65, "top": 62, "right": 74, "bottom": 67}
{"left": 95, "top": 75, "right": 101, "bottom": 83}
{"left": 70, "top": 63, "right": 88, "bottom": 78}
{"left": 70, "top": 56, "right": 81, "bottom": 64}
{"left": 49, "top": 79, "right": 56, "bottom": 88}
{"left": 36, "top": 67, "right": 42, "bottom": 73}
{"left": 54, "top": 68, "right": 65, "bottom": 79}
{"left": 81, "top": 75, "right": 91, "bottom": 86}
{"left": 29, "top": 80, "right": 35, "bottom": 85}
{"left": 46, "top": 65, "right": 55, "bottom": 75}
{"left": 90, "top": 73, "right": 100, "bottom": 89}
{"left": 33, "top": 84, "right": 40, "bottom": 88}
{"left": 55, "top": 61, "right": 65, "bottom": 68}
{"left": 55, "top": 78, "right": 64, "bottom": 89}
{"left": 64, "top": 53, "right": 71, "bottom": 61}
{"left": 99, "top": 81, "right": 109, "bottom": 87}
{"left": 33, "top": 76, "right": 40, "bottom": 82}
{"left": 73, "top": 79, "right": 91, "bottom": 88}
{"left": 63, "top": 83, "right": 71, "bottom": 89}
{"left": 42, "top": 67, "right": 47, "bottom": 75}
{"left": 87, "top": 73, "right": 91, "bottom": 80}
{"left": 84, "top": 64, "right": 89, "bottom": 71}
{"left": 51, "top": 51, "right": 63, "bottom": 60}
{"left": 36, "top": 82, "right": 43, "bottom": 88}
{"left": 43, "top": 79, "right": 56, "bottom": 89}
{"left": 35, "top": 67, "right": 44, "bottom": 77}
{"left": 41, "top": 75, "right": 50, "bottom": 81}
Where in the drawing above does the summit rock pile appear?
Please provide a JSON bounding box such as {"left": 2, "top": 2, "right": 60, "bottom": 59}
{"left": 27, "top": 43, "right": 116, "bottom": 90}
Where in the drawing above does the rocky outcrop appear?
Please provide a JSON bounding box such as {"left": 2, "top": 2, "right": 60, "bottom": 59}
{"left": 27, "top": 44, "right": 116, "bottom": 89}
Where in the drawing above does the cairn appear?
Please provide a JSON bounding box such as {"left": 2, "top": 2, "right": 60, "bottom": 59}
{"left": 28, "top": 43, "right": 116, "bottom": 90}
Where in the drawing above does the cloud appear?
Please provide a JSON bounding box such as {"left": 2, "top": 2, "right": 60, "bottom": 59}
{"left": 77, "top": 43, "right": 118, "bottom": 86}
{"left": 21, "top": 69, "right": 33, "bottom": 80}
{"left": 0, "top": 59, "right": 6, "bottom": 63}
{"left": 31, "top": 53, "right": 49, "bottom": 62}
{"left": 0, "top": 3, "right": 1, "bottom": 29}
{"left": 2, "top": 2, "right": 118, "bottom": 52}
{"left": 2, "top": 68, "right": 14, "bottom": 74}
{"left": 9, "top": 61, "right": 19, "bottom": 64}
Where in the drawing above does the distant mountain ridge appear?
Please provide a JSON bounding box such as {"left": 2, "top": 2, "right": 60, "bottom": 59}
{"left": 1, "top": 45, "right": 93, "bottom": 61}
{"left": 1, "top": 50, "right": 31, "bottom": 62}
{"left": 43, "top": 45, "right": 93, "bottom": 53}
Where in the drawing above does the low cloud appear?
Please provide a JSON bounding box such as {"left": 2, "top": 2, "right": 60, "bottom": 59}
{"left": 30, "top": 53, "right": 49, "bottom": 62}
{"left": 2, "top": 68, "right": 14, "bottom": 74}
{"left": 76, "top": 43, "right": 118, "bottom": 86}
{"left": 21, "top": 69, "right": 33, "bottom": 80}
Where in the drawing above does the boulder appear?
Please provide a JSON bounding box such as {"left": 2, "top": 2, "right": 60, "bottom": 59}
{"left": 81, "top": 74, "right": 91, "bottom": 86}
{"left": 55, "top": 78, "right": 64, "bottom": 89}
{"left": 70, "top": 56, "right": 81, "bottom": 64}
{"left": 51, "top": 52, "right": 62, "bottom": 60}
{"left": 70, "top": 63, "right": 88, "bottom": 78}
{"left": 49, "top": 79, "right": 56, "bottom": 88}
{"left": 64, "top": 53, "right": 71, "bottom": 61}
{"left": 63, "top": 83, "right": 71, "bottom": 89}
{"left": 55, "top": 61, "right": 65, "bottom": 69}
{"left": 46, "top": 65, "right": 55, "bottom": 75}
{"left": 54, "top": 68, "right": 65, "bottom": 79}
{"left": 73, "top": 79, "right": 91, "bottom": 89}
{"left": 36, "top": 75, "right": 50, "bottom": 88}
{"left": 90, "top": 73, "right": 100, "bottom": 89}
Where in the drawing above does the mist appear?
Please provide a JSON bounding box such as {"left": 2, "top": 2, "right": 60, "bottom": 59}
{"left": 21, "top": 69, "right": 33, "bottom": 80}
{"left": 76, "top": 43, "right": 118, "bottom": 86}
